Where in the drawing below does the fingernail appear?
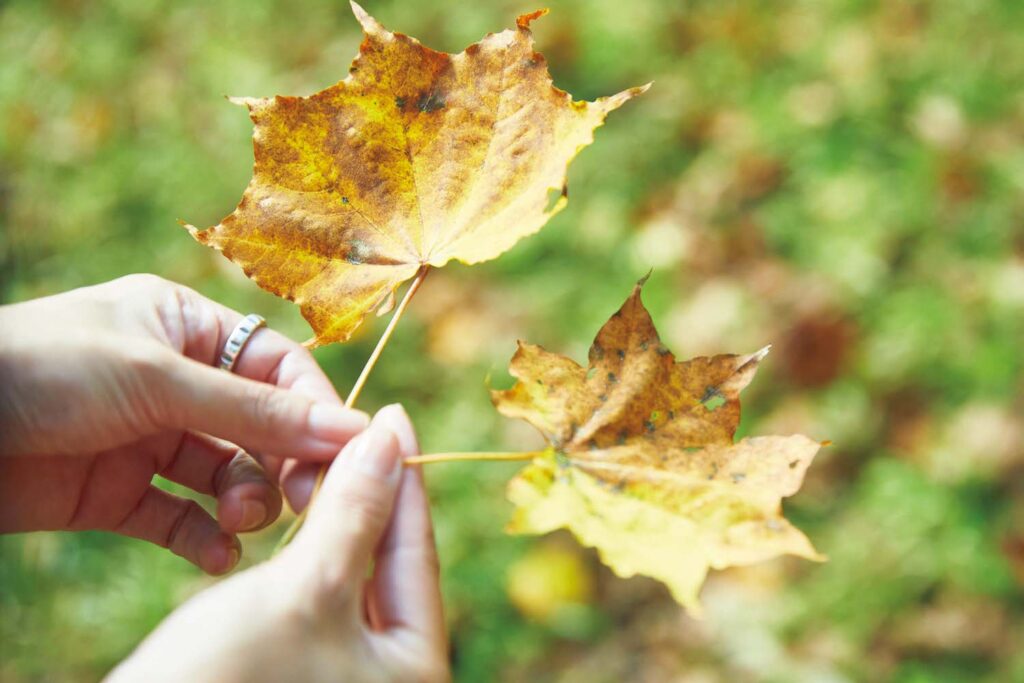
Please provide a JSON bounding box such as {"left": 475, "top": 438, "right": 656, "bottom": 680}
{"left": 372, "top": 403, "right": 418, "bottom": 458}
{"left": 308, "top": 404, "right": 370, "bottom": 442}
{"left": 349, "top": 424, "right": 401, "bottom": 480}
{"left": 226, "top": 545, "right": 241, "bottom": 571}
{"left": 203, "top": 535, "right": 240, "bottom": 575}
{"left": 239, "top": 500, "right": 267, "bottom": 531}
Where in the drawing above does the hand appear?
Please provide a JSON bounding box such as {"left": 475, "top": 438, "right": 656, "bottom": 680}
{"left": 0, "top": 274, "right": 368, "bottom": 573}
{"left": 107, "top": 405, "right": 449, "bottom": 683}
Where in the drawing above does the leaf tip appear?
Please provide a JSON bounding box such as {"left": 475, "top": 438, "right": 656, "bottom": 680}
{"left": 516, "top": 8, "right": 549, "bottom": 30}
{"left": 751, "top": 344, "right": 772, "bottom": 363}
{"left": 596, "top": 82, "right": 651, "bottom": 114}
{"left": 349, "top": 0, "right": 368, "bottom": 20}
{"left": 180, "top": 220, "right": 204, "bottom": 240}
{"left": 350, "top": 0, "right": 384, "bottom": 35}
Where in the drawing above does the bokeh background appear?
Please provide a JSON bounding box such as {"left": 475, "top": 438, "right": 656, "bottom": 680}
{"left": 2, "top": 0, "right": 1024, "bottom": 680}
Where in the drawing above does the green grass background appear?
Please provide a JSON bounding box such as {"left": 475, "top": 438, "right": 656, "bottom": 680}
{"left": 2, "top": 0, "right": 1024, "bottom": 681}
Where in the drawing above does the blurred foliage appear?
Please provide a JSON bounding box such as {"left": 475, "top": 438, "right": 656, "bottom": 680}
{"left": 2, "top": 0, "right": 1024, "bottom": 681}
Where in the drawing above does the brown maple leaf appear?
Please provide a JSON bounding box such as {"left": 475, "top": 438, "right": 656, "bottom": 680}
{"left": 492, "top": 278, "right": 825, "bottom": 614}
{"left": 186, "top": 3, "right": 648, "bottom": 346}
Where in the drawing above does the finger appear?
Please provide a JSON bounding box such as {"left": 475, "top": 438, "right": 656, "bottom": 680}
{"left": 169, "top": 284, "right": 342, "bottom": 404}
{"left": 291, "top": 409, "right": 404, "bottom": 598}
{"left": 157, "top": 433, "right": 281, "bottom": 533}
{"left": 115, "top": 486, "right": 240, "bottom": 575}
{"left": 280, "top": 459, "right": 321, "bottom": 514}
{"left": 215, "top": 449, "right": 282, "bottom": 533}
{"left": 252, "top": 452, "right": 284, "bottom": 487}
{"left": 159, "top": 355, "right": 368, "bottom": 462}
{"left": 368, "top": 406, "right": 445, "bottom": 648}
{"left": 164, "top": 284, "right": 366, "bottom": 512}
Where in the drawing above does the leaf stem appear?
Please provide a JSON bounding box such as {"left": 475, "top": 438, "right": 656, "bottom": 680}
{"left": 275, "top": 265, "right": 430, "bottom": 553}
{"left": 344, "top": 264, "right": 430, "bottom": 409}
{"left": 404, "top": 451, "right": 541, "bottom": 465}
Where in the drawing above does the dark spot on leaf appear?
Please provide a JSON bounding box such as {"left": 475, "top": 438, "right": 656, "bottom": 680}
{"left": 607, "top": 372, "right": 618, "bottom": 383}
{"left": 591, "top": 343, "right": 604, "bottom": 360}
{"left": 616, "top": 349, "right": 626, "bottom": 360}
{"left": 416, "top": 90, "right": 446, "bottom": 113}
{"left": 536, "top": 379, "right": 544, "bottom": 385}
{"left": 526, "top": 52, "right": 544, "bottom": 67}
{"left": 394, "top": 96, "right": 406, "bottom": 109}
{"left": 598, "top": 394, "right": 607, "bottom": 402}
{"left": 656, "top": 345, "right": 671, "bottom": 356}
{"left": 588, "top": 439, "right": 598, "bottom": 450}
{"left": 616, "top": 430, "right": 628, "bottom": 445}
{"left": 341, "top": 196, "right": 350, "bottom": 205}
{"left": 611, "top": 480, "right": 625, "bottom": 493}
{"left": 668, "top": 410, "right": 675, "bottom": 420}
{"left": 789, "top": 460, "right": 800, "bottom": 469}
{"left": 640, "top": 340, "right": 649, "bottom": 351}
{"left": 701, "top": 386, "right": 726, "bottom": 411}
{"left": 644, "top": 420, "right": 656, "bottom": 433}
{"left": 345, "top": 239, "right": 368, "bottom": 265}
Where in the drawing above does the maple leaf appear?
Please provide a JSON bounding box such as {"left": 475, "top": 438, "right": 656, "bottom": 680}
{"left": 492, "top": 278, "right": 825, "bottom": 615}
{"left": 185, "top": 2, "right": 648, "bottom": 346}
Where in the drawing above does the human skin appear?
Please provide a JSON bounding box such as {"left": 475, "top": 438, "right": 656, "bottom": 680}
{"left": 0, "top": 274, "right": 370, "bottom": 571}
{"left": 108, "top": 406, "right": 449, "bottom": 683}
{"left": 0, "top": 275, "right": 449, "bottom": 681}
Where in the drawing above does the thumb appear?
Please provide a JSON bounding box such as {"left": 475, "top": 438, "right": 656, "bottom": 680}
{"left": 161, "top": 355, "right": 368, "bottom": 461}
{"left": 290, "top": 407, "right": 404, "bottom": 594}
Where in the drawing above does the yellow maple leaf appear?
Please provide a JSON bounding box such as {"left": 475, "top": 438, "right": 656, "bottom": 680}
{"left": 186, "top": 3, "right": 648, "bottom": 346}
{"left": 492, "top": 278, "right": 825, "bottom": 615}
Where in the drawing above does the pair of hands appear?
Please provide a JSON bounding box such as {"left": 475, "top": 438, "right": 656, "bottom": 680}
{"left": 0, "top": 275, "right": 448, "bottom": 682}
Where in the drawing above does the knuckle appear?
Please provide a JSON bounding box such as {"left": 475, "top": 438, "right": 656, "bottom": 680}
{"left": 123, "top": 343, "right": 173, "bottom": 378}
{"left": 120, "top": 272, "right": 172, "bottom": 294}
{"left": 119, "top": 344, "right": 180, "bottom": 426}
{"left": 282, "top": 550, "right": 359, "bottom": 613}
{"left": 166, "top": 499, "right": 205, "bottom": 550}
{"left": 309, "top": 565, "right": 359, "bottom": 610}
{"left": 248, "top": 384, "right": 303, "bottom": 429}
{"left": 335, "top": 486, "right": 392, "bottom": 536}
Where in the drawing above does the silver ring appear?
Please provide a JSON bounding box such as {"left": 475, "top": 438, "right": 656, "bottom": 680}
{"left": 218, "top": 314, "right": 267, "bottom": 371}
